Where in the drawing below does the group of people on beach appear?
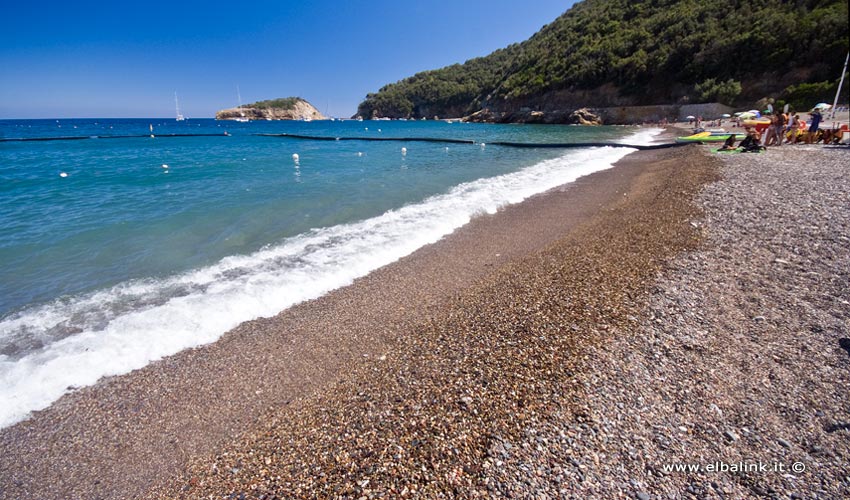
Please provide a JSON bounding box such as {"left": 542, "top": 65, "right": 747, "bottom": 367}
{"left": 720, "top": 107, "right": 843, "bottom": 153}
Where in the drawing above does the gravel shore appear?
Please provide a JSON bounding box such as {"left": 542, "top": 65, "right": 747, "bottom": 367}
{"left": 149, "top": 143, "right": 848, "bottom": 499}
{"left": 480, "top": 144, "right": 850, "bottom": 499}
{"left": 145, "top": 143, "right": 722, "bottom": 499}
{"left": 3, "top": 140, "right": 848, "bottom": 499}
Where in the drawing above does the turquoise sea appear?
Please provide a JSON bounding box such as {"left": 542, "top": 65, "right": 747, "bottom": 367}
{"left": 0, "top": 118, "right": 659, "bottom": 427}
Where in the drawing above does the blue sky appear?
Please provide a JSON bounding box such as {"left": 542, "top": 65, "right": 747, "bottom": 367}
{"left": 1, "top": 1, "right": 576, "bottom": 119}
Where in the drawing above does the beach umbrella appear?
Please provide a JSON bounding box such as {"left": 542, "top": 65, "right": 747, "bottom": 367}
{"left": 738, "top": 112, "right": 756, "bottom": 119}
{"left": 721, "top": 113, "right": 731, "bottom": 118}
{"left": 813, "top": 102, "right": 831, "bottom": 110}
{"left": 685, "top": 115, "right": 695, "bottom": 120}
{"left": 733, "top": 112, "right": 743, "bottom": 117}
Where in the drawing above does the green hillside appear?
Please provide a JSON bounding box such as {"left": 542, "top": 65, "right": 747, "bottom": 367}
{"left": 251, "top": 97, "right": 303, "bottom": 109}
{"left": 356, "top": 0, "right": 849, "bottom": 120}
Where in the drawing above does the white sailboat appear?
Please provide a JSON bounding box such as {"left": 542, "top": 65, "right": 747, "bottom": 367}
{"left": 234, "top": 86, "right": 250, "bottom": 122}
{"left": 174, "top": 92, "right": 186, "bottom": 121}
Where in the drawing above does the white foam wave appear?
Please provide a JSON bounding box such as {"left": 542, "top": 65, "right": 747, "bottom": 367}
{"left": 617, "top": 127, "right": 665, "bottom": 145}
{"left": 0, "top": 130, "right": 658, "bottom": 428}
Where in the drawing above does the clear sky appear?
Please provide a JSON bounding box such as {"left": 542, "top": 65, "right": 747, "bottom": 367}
{"left": 1, "top": 0, "right": 577, "bottom": 119}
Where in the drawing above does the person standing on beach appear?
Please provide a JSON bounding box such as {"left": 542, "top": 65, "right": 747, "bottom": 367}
{"left": 763, "top": 113, "right": 777, "bottom": 146}
{"left": 775, "top": 111, "right": 787, "bottom": 147}
{"left": 807, "top": 108, "right": 823, "bottom": 143}
{"left": 787, "top": 111, "right": 800, "bottom": 144}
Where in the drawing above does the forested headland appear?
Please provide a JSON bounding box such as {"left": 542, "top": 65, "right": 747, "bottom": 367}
{"left": 356, "top": 0, "right": 849, "bottom": 121}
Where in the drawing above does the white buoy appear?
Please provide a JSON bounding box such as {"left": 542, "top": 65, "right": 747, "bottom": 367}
{"left": 480, "top": 142, "right": 486, "bottom": 148}
{"left": 401, "top": 147, "right": 407, "bottom": 155}
{"left": 161, "top": 164, "right": 169, "bottom": 169}
{"left": 59, "top": 172, "right": 68, "bottom": 178}
{"left": 292, "top": 153, "right": 299, "bottom": 161}
{"left": 357, "top": 152, "right": 363, "bottom": 157}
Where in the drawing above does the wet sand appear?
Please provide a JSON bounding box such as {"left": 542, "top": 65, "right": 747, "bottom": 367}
{"left": 0, "top": 141, "right": 696, "bottom": 499}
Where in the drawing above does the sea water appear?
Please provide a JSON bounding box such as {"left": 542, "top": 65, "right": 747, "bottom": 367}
{"left": 0, "top": 118, "right": 660, "bottom": 428}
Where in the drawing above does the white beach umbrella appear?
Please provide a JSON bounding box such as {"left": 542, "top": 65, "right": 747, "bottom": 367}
{"left": 721, "top": 113, "right": 731, "bottom": 118}
{"left": 733, "top": 112, "right": 743, "bottom": 116}
{"left": 813, "top": 102, "right": 831, "bottom": 110}
{"left": 738, "top": 112, "right": 756, "bottom": 119}
{"left": 685, "top": 115, "right": 696, "bottom": 120}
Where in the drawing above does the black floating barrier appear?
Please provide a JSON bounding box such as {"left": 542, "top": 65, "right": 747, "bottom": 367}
{"left": 0, "top": 136, "right": 91, "bottom": 142}
{"left": 1, "top": 132, "right": 688, "bottom": 151}
{"left": 255, "top": 133, "right": 475, "bottom": 144}
{"left": 0, "top": 133, "right": 232, "bottom": 142}
{"left": 487, "top": 141, "right": 689, "bottom": 151}
{"left": 255, "top": 133, "right": 687, "bottom": 150}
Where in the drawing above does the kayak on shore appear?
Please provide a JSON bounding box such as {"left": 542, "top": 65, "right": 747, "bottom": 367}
{"left": 676, "top": 131, "right": 743, "bottom": 143}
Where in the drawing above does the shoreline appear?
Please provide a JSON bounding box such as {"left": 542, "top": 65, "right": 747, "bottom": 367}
{"left": 0, "top": 128, "right": 641, "bottom": 431}
{"left": 1, "top": 139, "right": 674, "bottom": 499}
{"left": 146, "top": 140, "right": 718, "bottom": 498}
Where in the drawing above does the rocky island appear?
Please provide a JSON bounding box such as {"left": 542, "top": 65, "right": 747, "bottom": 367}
{"left": 216, "top": 97, "right": 325, "bottom": 121}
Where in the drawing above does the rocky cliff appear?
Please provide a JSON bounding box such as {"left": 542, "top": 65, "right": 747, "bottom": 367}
{"left": 216, "top": 97, "right": 325, "bottom": 121}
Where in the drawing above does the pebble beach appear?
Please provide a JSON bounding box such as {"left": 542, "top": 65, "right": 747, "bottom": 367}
{"left": 1, "top": 137, "right": 848, "bottom": 499}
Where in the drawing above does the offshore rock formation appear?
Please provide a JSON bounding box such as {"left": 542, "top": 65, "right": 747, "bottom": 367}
{"left": 216, "top": 97, "right": 325, "bottom": 121}
{"left": 568, "top": 108, "right": 602, "bottom": 125}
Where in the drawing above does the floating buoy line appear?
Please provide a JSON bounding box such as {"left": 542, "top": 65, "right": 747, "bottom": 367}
{"left": 254, "top": 133, "right": 687, "bottom": 150}
{"left": 1, "top": 132, "right": 686, "bottom": 150}
{"left": 0, "top": 133, "right": 231, "bottom": 142}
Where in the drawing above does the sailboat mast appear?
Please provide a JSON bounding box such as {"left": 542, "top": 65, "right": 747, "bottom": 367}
{"left": 830, "top": 52, "right": 849, "bottom": 120}
{"left": 174, "top": 91, "right": 185, "bottom": 121}
{"left": 233, "top": 85, "right": 250, "bottom": 122}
